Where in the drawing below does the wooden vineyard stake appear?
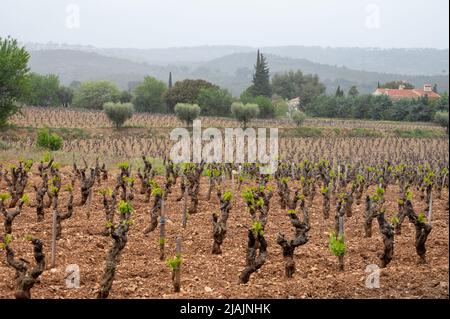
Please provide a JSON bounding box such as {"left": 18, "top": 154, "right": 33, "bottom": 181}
{"left": 86, "top": 188, "right": 93, "bottom": 219}
{"left": 336, "top": 165, "right": 341, "bottom": 193}
{"left": 182, "top": 185, "right": 188, "bottom": 228}
{"left": 51, "top": 206, "right": 57, "bottom": 268}
{"left": 159, "top": 199, "right": 166, "bottom": 261}
{"left": 175, "top": 236, "right": 181, "bottom": 292}
{"left": 338, "top": 207, "right": 344, "bottom": 271}
{"left": 339, "top": 215, "right": 344, "bottom": 237}
{"left": 221, "top": 173, "right": 226, "bottom": 188}
{"left": 344, "top": 165, "right": 348, "bottom": 185}
{"left": 231, "top": 170, "right": 235, "bottom": 190}
{"left": 427, "top": 192, "right": 433, "bottom": 225}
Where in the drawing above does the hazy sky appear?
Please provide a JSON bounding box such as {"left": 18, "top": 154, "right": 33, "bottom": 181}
{"left": 1, "top": 0, "right": 449, "bottom": 49}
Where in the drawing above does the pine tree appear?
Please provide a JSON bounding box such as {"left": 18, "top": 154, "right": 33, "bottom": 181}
{"left": 250, "top": 50, "right": 271, "bottom": 97}
{"left": 168, "top": 72, "right": 173, "bottom": 90}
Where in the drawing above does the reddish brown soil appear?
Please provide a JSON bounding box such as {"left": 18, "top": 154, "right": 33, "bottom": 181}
{"left": 0, "top": 168, "right": 448, "bottom": 299}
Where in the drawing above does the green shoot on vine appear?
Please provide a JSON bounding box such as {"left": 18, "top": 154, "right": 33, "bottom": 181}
{"left": 167, "top": 254, "right": 182, "bottom": 270}
{"left": 390, "top": 216, "right": 399, "bottom": 226}
{"left": 329, "top": 232, "right": 346, "bottom": 257}
{"left": 418, "top": 212, "right": 427, "bottom": 224}
{"left": 20, "top": 194, "right": 30, "bottom": 204}
{"left": 251, "top": 221, "right": 264, "bottom": 236}
{"left": 0, "top": 193, "right": 11, "bottom": 201}
{"left": 222, "top": 191, "right": 233, "bottom": 202}
{"left": 118, "top": 200, "right": 133, "bottom": 215}
{"left": 117, "top": 161, "right": 130, "bottom": 170}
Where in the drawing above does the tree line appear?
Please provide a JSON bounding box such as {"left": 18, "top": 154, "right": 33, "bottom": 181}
{"left": 305, "top": 93, "right": 449, "bottom": 123}
{"left": 1, "top": 36, "right": 448, "bottom": 131}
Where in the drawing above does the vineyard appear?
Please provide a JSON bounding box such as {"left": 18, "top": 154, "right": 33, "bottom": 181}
{"left": 0, "top": 107, "right": 448, "bottom": 299}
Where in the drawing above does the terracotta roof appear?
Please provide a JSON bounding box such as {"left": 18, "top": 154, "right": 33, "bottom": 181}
{"left": 374, "top": 88, "right": 440, "bottom": 99}
{"left": 412, "top": 89, "right": 441, "bottom": 98}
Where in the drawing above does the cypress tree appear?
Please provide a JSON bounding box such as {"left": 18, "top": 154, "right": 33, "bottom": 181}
{"left": 335, "top": 86, "right": 344, "bottom": 97}
{"left": 432, "top": 83, "right": 438, "bottom": 93}
{"left": 168, "top": 72, "right": 173, "bottom": 90}
{"left": 250, "top": 50, "right": 271, "bottom": 97}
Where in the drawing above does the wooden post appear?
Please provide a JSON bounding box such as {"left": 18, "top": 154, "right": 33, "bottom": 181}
{"left": 159, "top": 199, "right": 166, "bottom": 261}
{"left": 428, "top": 191, "right": 433, "bottom": 225}
{"left": 86, "top": 188, "right": 92, "bottom": 219}
{"left": 231, "top": 170, "right": 235, "bottom": 190}
{"left": 173, "top": 236, "right": 181, "bottom": 293}
{"left": 338, "top": 215, "right": 344, "bottom": 237}
{"left": 51, "top": 208, "right": 57, "bottom": 268}
{"left": 338, "top": 214, "right": 344, "bottom": 271}
{"left": 344, "top": 165, "right": 348, "bottom": 186}
{"left": 182, "top": 186, "right": 188, "bottom": 228}
{"left": 221, "top": 173, "right": 226, "bottom": 188}
{"left": 336, "top": 165, "right": 341, "bottom": 193}
{"left": 176, "top": 235, "right": 182, "bottom": 255}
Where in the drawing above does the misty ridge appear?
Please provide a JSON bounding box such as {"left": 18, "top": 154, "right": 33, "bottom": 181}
{"left": 25, "top": 43, "right": 449, "bottom": 96}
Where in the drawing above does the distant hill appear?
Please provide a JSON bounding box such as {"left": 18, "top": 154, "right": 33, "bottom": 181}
{"left": 25, "top": 43, "right": 449, "bottom": 76}
{"left": 28, "top": 49, "right": 449, "bottom": 96}
{"left": 260, "top": 46, "right": 449, "bottom": 76}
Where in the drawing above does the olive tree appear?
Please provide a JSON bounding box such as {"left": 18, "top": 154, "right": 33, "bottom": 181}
{"left": 174, "top": 103, "right": 200, "bottom": 126}
{"left": 231, "top": 102, "right": 259, "bottom": 128}
{"left": 103, "top": 102, "right": 134, "bottom": 129}
{"left": 291, "top": 109, "right": 307, "bottom": 127}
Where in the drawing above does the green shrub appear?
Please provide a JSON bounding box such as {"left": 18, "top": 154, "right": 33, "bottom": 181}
{"left": 274, "top": 100, "right": 289, "bottom": 118}
{"left": 254, "top": 96, "right": 275, "bottom": 119}
{"left": 133, "top": 77, "right": 167, "bottom": 113}
{"left": 434, "top": 111, "right": 449, "bottom": 134}
{"left": 196, "top": 87, "right": 233, "bottom": 117}
{"left": 36, "top": 128, "right": 63, "bottom": 151}
{"left": 72, "top": 81, "right": 120, "bottom": 110}
{"left": 103, "top": 102, "right": 134, "bottom": 129}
